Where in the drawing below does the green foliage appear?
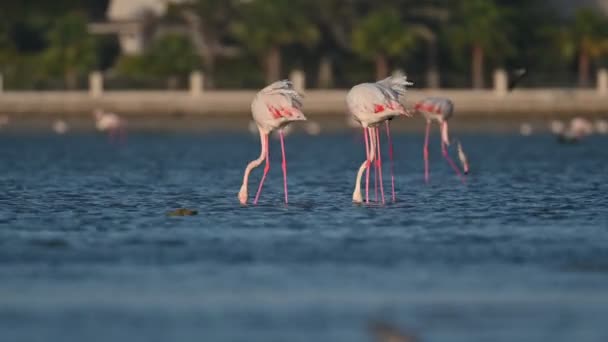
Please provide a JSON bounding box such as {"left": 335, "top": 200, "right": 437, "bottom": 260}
{"left": 231, "top": 0, "right": 320, "bottom": 55}
{"left": 40, "top": 13, "right": 97, "bottom": 86}
{"left": 557, "top": 8, "right": 608, "bottom": 60}
{"left": 2, "top": 0, "right": 608, "bottom": 89}
{"left": 352, "top": 9, "right": 417, "bottom": 60}
{"left": 447, "top": 0, "right": 514, "bottom": 62}
{"left": 115, "top": 34, "right": 200, "bottom": 78}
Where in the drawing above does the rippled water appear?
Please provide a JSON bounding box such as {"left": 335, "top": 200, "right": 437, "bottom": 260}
{"left": 0, "top": 130, "right": 607, "bottom": 342}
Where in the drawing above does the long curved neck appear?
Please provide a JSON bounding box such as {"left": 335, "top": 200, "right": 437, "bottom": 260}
{"left": 441, "top": 121, "right": 450, "bottom": 146}
{"left": 242, "top": 127, "right": 267, "bottom": 187}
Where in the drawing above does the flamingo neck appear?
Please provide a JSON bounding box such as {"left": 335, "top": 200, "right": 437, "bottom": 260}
{"left": 441, "top": 121, "right": 450, "bottom": 146}
{"left": 240, "top": 128, "right": 268, "bottom": 200}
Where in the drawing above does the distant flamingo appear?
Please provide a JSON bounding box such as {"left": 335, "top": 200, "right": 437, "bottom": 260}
{"left": 414, "top": 97, "right": 467, "bottom": 184}
{"left": 347, "top": 75, "right": 413, "bottom": 204}
{"left": 93, "top": 108, "right": 127, "bottom": 143}
{"left": 238, "top": 80, "right": 306, "bottom": 205}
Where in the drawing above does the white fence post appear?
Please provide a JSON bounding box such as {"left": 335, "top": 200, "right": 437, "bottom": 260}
{"left": 289, "top": 70, "right": 305, "bottom": 93}
{"left": 189, "top": 71, "right": 204, "bottom": 97}
{"left": 89, "top": 71, "right": 103, "bottom": 98}
{"left": 493, "top": 69, "right": 508, "bottom": 96}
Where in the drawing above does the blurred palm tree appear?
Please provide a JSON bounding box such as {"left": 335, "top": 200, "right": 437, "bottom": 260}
{"left": 115, "top": 34, "right": 200, "bottom": 88}
{"left": 42, "top": 13, "right": 96, "bottom": 89}
{"left": 352, "top": 8, "right": 418, "bottom": 80}
{"left": 145, "top": 35, "right": 201, "bottom": 78}
{"left": 313, "top": 0, "right": 358, "bottom": 87}
{"left": 171, "top": 0, "right": 238, "bottom": 87}
{"left": 231, "top": 0, "right": 320, "bottom": 84}
{"left": 557, "top": 8, "right": 608, "bottom": 87}
{"left": 448, "top": 0, "right": 513, "bottom": 89}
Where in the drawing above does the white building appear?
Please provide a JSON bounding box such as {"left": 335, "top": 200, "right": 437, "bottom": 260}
{"left": 89, "top": 0, "right": 188, "bottom": 55}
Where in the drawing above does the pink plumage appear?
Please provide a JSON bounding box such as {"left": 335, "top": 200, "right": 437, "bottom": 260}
{"left": 239, "top": 80, "right": 306, "bottom": 206}
{"left": 346, "top": 75, "right": 414, "bottom": 204}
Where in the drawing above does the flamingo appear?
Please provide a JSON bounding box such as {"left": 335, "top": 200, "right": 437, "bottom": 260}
{"left": 238, "top": 80, "right": 306, "bottom": 205}
{"left": 93, "top": 108, "right": 127, "bottom": 143}
{"left": 347, "top": 75, "right": 414, "bottom": 204}
{"left": 414, "top": 97, "right": 468, "bottom": 184}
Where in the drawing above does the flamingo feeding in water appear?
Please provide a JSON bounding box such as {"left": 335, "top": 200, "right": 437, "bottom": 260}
{"left": 93, "top": 108, "right": 127, "bottom": 143}
{"left": 414, "top": 97, "right": 468, "bottom": 184}
{"left": 238, "top": 80, "right": 306, "bottom": 205}
{"left": 347, "top": 75, "right": 414, "bottom": 204}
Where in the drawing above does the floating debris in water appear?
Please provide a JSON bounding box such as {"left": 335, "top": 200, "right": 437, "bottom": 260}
{"left": 369, "top": 321, "right": 417, "bottom": 342}
{"left": 167, "top": 208, "right": 198, "bottom": 217}
{"left": 53, "top": 119, "right": 69, "bottom": 134}
{"left": 595, "top": 119, "right": 608, "bottom": 134}
{"left": 305, "top": 121, "right": 321, "bottom": 135}
{"left": 519, "top": 123, "right": 533, "bottom": 136}
{"left": 549, "top": 120, "right": 565, "bottom": 134}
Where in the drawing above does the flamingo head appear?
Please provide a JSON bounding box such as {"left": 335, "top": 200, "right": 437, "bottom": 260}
{"left": 238, "top": 185, "right": 248, "bottom": 205}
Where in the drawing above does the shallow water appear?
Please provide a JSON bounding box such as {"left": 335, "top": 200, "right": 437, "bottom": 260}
{"left": 1, "top": 130, "right": 607, "bottom": 342}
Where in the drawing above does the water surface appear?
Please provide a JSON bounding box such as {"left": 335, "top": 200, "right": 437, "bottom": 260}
{"left": 1, "top": 131, "right": 607, "bottom": 342}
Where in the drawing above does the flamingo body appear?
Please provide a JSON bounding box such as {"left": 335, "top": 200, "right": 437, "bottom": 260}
{"left": 239, "top": 80, "right": 306, "bottom": 205}
{"left": 415, "top": 97, "right": 454, "bottom": 123}
{"left": 414, "top": 97, "right": 468, "bottom": 183}
{"left": 93, "top": 109, "right": 127, "bottom": 143}
{"left": 347, "top": 78, "right": 411, "bottom": 128}
{"left": 347, "top": 76, "right": 413, "bottom": 204}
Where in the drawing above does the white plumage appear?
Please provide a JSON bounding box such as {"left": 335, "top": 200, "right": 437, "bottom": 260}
{"left": 346, "top": 75, "right": 414, "bottom": 204}
{"left": 239, "top": 80, "right": 307, "bottom": 205}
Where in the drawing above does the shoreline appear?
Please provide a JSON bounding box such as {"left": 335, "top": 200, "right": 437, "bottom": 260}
{"left": 2, "top": 89, "right": 608, "bottom": 117}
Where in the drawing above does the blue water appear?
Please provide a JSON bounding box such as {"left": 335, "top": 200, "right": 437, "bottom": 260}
{"left": 1, "top": 131, "right": 607, "bottom": 342}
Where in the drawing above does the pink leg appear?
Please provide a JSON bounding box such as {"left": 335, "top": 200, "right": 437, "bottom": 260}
{"left": 364, "top": 128, "right": 370, "bottom": 204}
{"left": 424, "top": 121, "right": 431, "bottom": 184}
{"left": 376, "top": 127, "right": 385, "bottom": 204}
{"left": 374, "top": 148, "right": 378, "bottom": 203}
{"left": 253, "top": 134, "right": 270, "bottom": 205}
{"left": 385, "top": 121, "right": 396, "bottom": 202}
{"left": 279, "top": 130, "right": 288, "bottom": 204}
{"left": 441, "top": 141, "right": 466, "bottom": 184}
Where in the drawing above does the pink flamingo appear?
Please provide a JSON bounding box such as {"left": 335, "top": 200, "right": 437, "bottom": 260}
{"left": 238, "top": 80, "right": 306, "bottom": 205}
{"left": 414, "top": 97, "right": 468, "bottom": 184}
{"left": 93, "top": 108, "right": 127, "bottom": 143}
{"left": 346, "top": 76, "right": 414, "bottom": 204}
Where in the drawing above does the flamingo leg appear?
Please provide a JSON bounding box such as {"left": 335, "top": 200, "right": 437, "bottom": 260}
{"left": 364, "top": 127, "right": 371, "bottom": 204}
{"left": 385, "top": 121, "right": 396, "bottom": 202}
{"left": 375, "top": 127, "right": 385, "bottom": 204}
{"left": 441, "top": 140, "right": 466, "bottom": 184}
{"left": 367, "top": 127, "right": 377, "bottom": 205}
{"left": 253, "top": 134, "right": 270, "bottom": 205}
{"left": 279, "top": 130, "right": 288, "bottom": 204}
{"left": 424, "top": 120, "right": 431, "bottom": 183}
{"left": 374, "top": 144, "right": 378, "bottom": 203}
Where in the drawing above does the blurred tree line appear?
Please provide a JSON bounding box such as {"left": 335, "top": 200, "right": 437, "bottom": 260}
{"left": 1, "top": 0, "right": 608, "bottom": 89}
